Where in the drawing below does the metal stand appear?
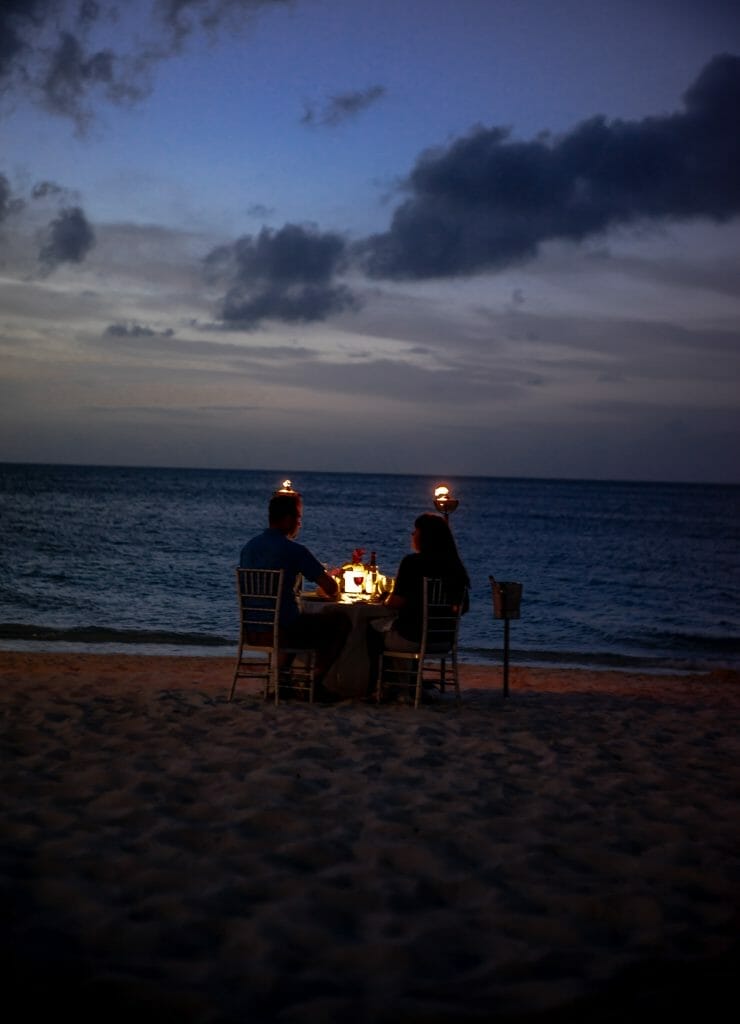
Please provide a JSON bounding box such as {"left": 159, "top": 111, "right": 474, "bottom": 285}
{"left": 503, "top": 617, "right": 511, "bottom": 698}
{"left": 489, "top": 577, "right": 523, "bottom": 698}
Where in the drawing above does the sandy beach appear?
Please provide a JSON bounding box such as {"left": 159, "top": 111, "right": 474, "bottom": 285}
{"left": 2, "top": 651, "right": 740, "bottom": 1022}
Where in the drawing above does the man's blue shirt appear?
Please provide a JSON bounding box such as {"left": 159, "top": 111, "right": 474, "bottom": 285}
{"left": 239, "top": 528, "right": 325, "bottom": 626}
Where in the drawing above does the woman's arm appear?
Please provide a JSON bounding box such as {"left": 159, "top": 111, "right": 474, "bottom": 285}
{"left": 384, "top": 554, "right": 414, "bottom": 608}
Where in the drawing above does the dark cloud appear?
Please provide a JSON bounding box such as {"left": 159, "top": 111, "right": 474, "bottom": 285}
{"left": 0, "top": 1, "right": 145, "bottom": 127}
{"left": 362, "top": 54, "right": 740, "bottom": 279}
{"left": 302, "top": 84, "right": 386, "bottom": 127}
{"left": 1, "top": 174, "right": 76, "bottom": 220}
{"left": 31, "top": 180, "right": 66, "bottom": 200}
{"left": 157, "top": 0, "right": 291, "bottom": 41}
{"left": 0, "top": 0, "right": 291, "bottom": 127}
{"left": 39, "top": 29, "right": 144, "bottom": 123}
{"left": 206, "top": 222, "right": 358, "bottom": 327}
{"left": 221, "top": 283, "right": 357, "bottom": 326}
{"left": 105, "top": 323, "right": 175, "bottom": 338}
{"left": 247, "top": 202, "right": 275, "bottom": 218}
{"left": 0, "top": 173, "right": 13, "bottom": 221}
{"left": 0, "top": 171, "right": 27, "bottom": 222}
{"left": 39, "top": 206, "right": 95, "bottom": 269}
{"left": 0, "top": 0, "right": 40, "bottom": 81}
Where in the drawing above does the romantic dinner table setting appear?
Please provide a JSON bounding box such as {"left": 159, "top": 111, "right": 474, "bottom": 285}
{"left": 299, "top": 549, "right": 396, "bottom": 698}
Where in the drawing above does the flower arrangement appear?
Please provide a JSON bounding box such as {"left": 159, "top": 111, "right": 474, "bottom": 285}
{"left": 337, "top": 548, "right": 365, "bottom": 571}
{"left": 328, "top": 549, "right": 366, "bottom": 577}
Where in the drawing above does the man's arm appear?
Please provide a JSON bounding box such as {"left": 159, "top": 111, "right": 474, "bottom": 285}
{"left": 316, "top": 571, "right": 340, "bottom": 601}
{"left": 296, "top": 543, "right": 340, "bottom": 601}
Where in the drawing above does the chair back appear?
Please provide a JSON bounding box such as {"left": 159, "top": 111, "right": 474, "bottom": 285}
{"left": 422, "top": 577, "right": 466, "bottom": 655}
{"left": 235, "top": 568, "right": 284, "bottom": 648}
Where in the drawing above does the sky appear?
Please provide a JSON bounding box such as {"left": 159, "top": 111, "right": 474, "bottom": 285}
{"left": 1, "top": 0, "right": 739, "bottom": 483}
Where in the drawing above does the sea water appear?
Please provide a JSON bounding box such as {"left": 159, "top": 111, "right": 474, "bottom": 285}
{"left": 1, "top": 463, "right": 738, "bottom": 672}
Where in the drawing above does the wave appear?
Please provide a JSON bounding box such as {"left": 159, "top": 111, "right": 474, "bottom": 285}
{"left": 0, "top": 623, "right": 232, "bottom": 647}
{"left": 461, "top": 644, "right": 737, "bottom": 673}
{"left": 636, "top": 630, "right": 740, "bottom": 654}
{"left": 1, "top": 622, "right": 736, "bottom": 673}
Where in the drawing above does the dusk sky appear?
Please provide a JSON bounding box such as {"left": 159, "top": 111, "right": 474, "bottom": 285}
{"left": 1, "top": 0, "right": 739, "bottom": 482}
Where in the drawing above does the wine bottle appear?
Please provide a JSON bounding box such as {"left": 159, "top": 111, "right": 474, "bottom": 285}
{"left": 369, "top": 550, "right": 377, "bottom": 592}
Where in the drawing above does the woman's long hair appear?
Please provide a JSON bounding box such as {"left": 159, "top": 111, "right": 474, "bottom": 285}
{"left": 414, "top": 512, "right": 470, "bottom": 588}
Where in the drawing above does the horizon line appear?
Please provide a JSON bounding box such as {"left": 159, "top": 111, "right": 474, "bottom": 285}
{"left": 1, "top": 458, "right": 737, "bottom": 489}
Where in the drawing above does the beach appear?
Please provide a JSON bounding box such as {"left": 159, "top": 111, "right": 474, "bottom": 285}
{"left": 3, "top": 652, "right": 740, "bottom": 1022}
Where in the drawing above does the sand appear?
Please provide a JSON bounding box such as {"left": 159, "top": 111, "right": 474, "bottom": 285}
{"left": 2, "top": 651, "right": 740, "bottom": 1023}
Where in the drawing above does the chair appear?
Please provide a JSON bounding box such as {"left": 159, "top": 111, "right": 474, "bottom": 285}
{"left": 376, "top": 577, "right": 465, "bottom": 708}
{"left": 229, "top": 568, "right": 316, "bottom": 704}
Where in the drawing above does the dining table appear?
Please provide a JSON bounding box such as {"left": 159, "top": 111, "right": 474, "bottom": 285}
{"left": 300, "top": 591, "right": 395, "bottom": 699}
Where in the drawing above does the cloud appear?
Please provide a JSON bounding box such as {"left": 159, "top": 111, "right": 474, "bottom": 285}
{"left": 30, "top": 180, "right": 66, "bottom": 200}
{"left": 38, "top": 29, "right": 145, "bottom": 124}
{"left": 39, "top": 206, "right": 95, "bottom": 269}
{"left": 0, "top": 171, "right": 97, "bottom": 274}
{"left": 156, "top": 0, "right": 291, "bottom": 42}
{"left": 105, "top": 323, "right": 175, "bottom": 339}
{"left": 362, "top": 54, "right": 740, "bottom": 279}
{"left": 1, "top": 173, "right": 80, "bottom": 224}
{"left": 0, "top": 171, "right": 36, "bottom": 223}
{"left": 302, "top": 84, "right": 386, "bottom": 127}
{"left": 247, "top": 202, "right": 275, "bottom": 219}
{"left": 99, "top": 328, "right": 316, "bottom": 363}
{"left": 205, "top": 222, "right": 359, "bottom": 327}
{"left": 0, "top": 173, "right": 16, "bottom": 222}
{"left": 0, "top": 0, "right": 146, "bottom": 128}
{"left": 0, "top": 0, "right": 292, "bottom": 128}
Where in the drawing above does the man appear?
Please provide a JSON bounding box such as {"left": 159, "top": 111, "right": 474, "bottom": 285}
{"left": 240, "top": 490, "right": 350, "bottom": 698}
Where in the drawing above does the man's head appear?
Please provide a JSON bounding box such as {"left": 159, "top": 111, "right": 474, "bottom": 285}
{"left": 268, "top": 492, "right": 302, "bottom": 538}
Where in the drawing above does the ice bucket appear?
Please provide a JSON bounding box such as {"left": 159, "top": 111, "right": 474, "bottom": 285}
{"left": 490, "top": 579, "right": 523, "bottom": 620}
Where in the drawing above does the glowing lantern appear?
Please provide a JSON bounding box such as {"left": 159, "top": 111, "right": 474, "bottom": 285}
{"left": 433, "top": 483, "right": 459, "bottom": 518}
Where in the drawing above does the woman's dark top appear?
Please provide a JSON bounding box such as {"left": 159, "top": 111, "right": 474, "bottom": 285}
{"left": 392, "top": 552, "right": 469, "bottom": 643}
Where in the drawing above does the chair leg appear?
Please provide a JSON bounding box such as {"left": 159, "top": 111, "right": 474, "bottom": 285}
{"left": 272, "top": 652, "right": 281, "bottom": 705}
{"left": 376, "top": 653, "right": 385, "bottom": 703}
{"left": 270, "top": 652, "right": 316, "bottom": 704}
{"left": 308, "top": 652, "right": 316, "bottom": 703}
{"left": 229, "top": 648, "right": 275, "bottom": 703}
{"left": 275, "top": 651, "right": 294, "bottom": 705}
{"left": 451, "top": 650, "right": 460, "bottom": 704}
{"left": 414, "top": 661, "right": 424, "bottom": 709}
{"left": 229, "top": 646, "right": 242, "bottom": 702}
{"left": 375, "top": 651, "right": 386, "bottom": 703}
{"left": 378, "top": 654, "right": 426, "bottom": 705}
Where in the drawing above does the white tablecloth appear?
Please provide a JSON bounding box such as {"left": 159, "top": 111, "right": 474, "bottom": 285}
{"left": 301, "top": 595, "right": 394, "bottom": 698}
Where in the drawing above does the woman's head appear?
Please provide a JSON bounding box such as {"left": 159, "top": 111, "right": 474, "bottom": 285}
{"left": 413, "top": 512, "right": 457, "bottom": 558}
{"left": 411, "top": 512, "right": 470, "bottom": 598}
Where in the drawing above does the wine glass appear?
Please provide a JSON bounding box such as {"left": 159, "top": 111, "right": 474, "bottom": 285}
{"left": 353, "top": 569, "right": 364, "bottom": 592}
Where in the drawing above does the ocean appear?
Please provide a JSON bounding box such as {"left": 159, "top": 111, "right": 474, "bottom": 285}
{"left": 1, "top": 463, "right": 738, "bottom": 672}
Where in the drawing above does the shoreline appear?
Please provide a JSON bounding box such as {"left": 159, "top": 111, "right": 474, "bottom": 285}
{"left": 3, "top": 651, "right": 740, "bottom": 1022}
{"left": 2, "top": 648, "right": 738, "bottom": 689}
{"left": 1, "top": 640, "right": 734, "bottom": 677}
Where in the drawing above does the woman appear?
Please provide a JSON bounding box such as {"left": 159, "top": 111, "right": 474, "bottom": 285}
{"left": 367, "top": 512, "right": 470, "bottom": 696}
